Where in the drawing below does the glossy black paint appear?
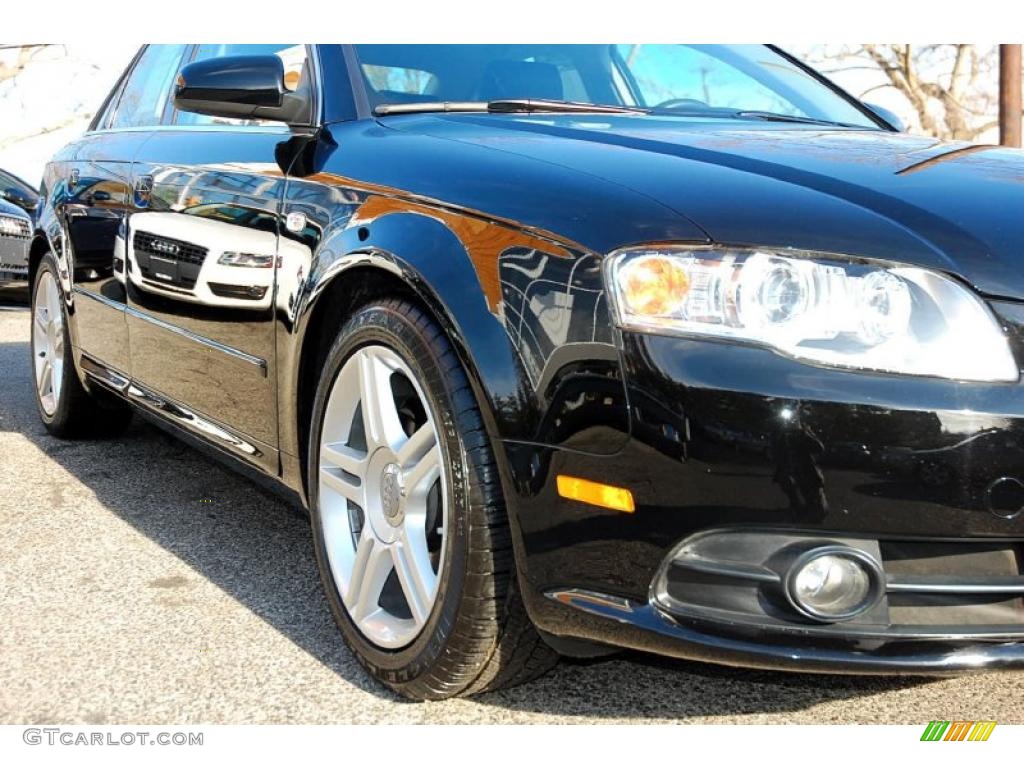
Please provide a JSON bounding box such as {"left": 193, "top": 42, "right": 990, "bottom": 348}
{"left": 31, "top": 44, "right": 1024, "bottom": 674}
{"left": 175, "top": 54, "right": 312, "bottom": 125}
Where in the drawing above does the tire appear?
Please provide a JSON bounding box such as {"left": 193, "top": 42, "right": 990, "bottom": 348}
{"left": 308, "top": 298, "right": 558, "bottom": 700}
{"left": 31, "top": 252, "right": 132, "bottom": 438}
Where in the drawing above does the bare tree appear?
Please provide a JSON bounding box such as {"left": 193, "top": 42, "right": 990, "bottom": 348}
{"left": 0, "top": 44, "right": 59, "bottom": 84}
{"left": 807, "top": 44, "right": 1006, "bottom": 141}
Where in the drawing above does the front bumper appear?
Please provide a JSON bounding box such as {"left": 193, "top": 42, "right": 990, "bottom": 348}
{"left": 0, "top": 231, "right": 30, "bottom": 283}
{"left": 544, "top": 588, "right": 1024, "bottom": 675}
{"left": 506, "top": 314, "right": 1024, "bottom": 672}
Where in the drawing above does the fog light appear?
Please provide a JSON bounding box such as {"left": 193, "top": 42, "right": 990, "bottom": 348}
{"left": 784, "top": 547, "right": 882, "bottom": 622}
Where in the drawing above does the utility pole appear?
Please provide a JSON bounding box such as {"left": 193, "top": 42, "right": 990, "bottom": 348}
{"left": 1000, "top": 44, "right": 1022, "bottom": 147}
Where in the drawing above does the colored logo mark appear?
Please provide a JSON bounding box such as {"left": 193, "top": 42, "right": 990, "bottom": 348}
{"left": 920, "top": 720, "right": 996, "bottom": 742}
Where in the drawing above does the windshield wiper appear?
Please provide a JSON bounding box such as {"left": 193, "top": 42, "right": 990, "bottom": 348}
{"left": 734, "top": 110, "right": 869, "bottom": 129}
{"left": 374, "top": 99, "right": 646, "bottom": 116}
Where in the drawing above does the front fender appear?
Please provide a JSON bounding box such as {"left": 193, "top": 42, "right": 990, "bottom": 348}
{"left": 32, "top": 185, "right": 72, "bottom": 298}
{"left": 289, "top": 203, "right": 632, "bottom": 456}
{"left": 31, "top": 176, "right": 79, "bottom": 354}
{"left": 293, "top": 210, "right": 537, "bottom": 448}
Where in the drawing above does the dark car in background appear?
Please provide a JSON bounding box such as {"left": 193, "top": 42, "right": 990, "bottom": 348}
{"left": 26, "top": 44, "right": 1024, "bottom": 700}
{"left": 0, "top": 196, "right": 32, "bottom": 285}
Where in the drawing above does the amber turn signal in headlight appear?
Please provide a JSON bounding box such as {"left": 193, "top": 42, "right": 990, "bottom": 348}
{"left": 617, "top": 254, "right": 691, "bottom": 317}
{"left": 557, "top": 475, "right": 636, "bottom": 513}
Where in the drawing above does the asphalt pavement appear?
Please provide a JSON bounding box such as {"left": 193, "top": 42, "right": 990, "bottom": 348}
{"left": 1, "top": 302, "right": 1023, "bottom": 724}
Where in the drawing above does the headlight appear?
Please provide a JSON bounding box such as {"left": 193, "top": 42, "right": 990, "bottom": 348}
{"left": 606, "top": 246, "right": 1017, "bottom": 382}
{"left": 218, "top": 251, "right": 274, "bottom": 268}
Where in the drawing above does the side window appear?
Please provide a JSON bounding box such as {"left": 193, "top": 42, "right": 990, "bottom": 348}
{"left": 109, "top": 45, "right": 188, "bottom": 129}
{"left": 92, "top": 52, "right": 135, "bottom": 132}
{"left": 616, "top": 44, "right": 807, "bottom": 116}
{"left": 94, "top": 80, "right": 125, "bottom": 130}
{"left": 171, "top": 44, "right": 308, "bottom": 126}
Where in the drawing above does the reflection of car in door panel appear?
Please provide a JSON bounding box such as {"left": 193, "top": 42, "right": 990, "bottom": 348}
{"left": 120, "top": 210, "right": 284, "bottom": 309}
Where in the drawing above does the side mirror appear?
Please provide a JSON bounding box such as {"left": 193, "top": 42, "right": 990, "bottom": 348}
{"left": 174, "top": 54, "right": 311, "bottom": 126}
{"left": 864, "top": 102, "right": 906, "bottom": 133}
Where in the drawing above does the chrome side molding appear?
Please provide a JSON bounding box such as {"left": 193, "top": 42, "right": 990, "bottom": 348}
{"left": 79, "top": 353, "right": 261, "bottom": 459}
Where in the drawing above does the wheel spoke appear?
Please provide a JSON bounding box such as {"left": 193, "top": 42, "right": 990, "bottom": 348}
{"left": 357, "top": 351, "right": 406, "bottom": 451}
{"left": 343, "top": 529, "right": 374, "bottom": 608}
{"left": 46, "top": 279, "right": 61, "bottom": 328}
{"left": 37, "top": 360, "right": 52, "bottom": 398}
{"left": 33, "top": 305, "right": 48, "bottom": 333}
{"left": 397, "top": 422, "right": 436, "bottom": 468}
{"left": 394, "top": 530, "right": 434, "bottom": 624}
{"left": 349, "top": 537, "right": 394, "bottom": 622}
{"left": 321, "top": 441, "right": 367, "bottom": 477}
{"left": 319, "top": 465, "right": 363, "bottom": 504}
{"left": 405, "top": 443, "right": 442, "bottom": 500}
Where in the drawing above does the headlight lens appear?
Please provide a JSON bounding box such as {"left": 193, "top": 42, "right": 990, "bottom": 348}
{"left": 218, "top": 251, "right": 274, "bottom": 268}
{"left": 606, "top": 246, "right": 1017, "bottom": 382}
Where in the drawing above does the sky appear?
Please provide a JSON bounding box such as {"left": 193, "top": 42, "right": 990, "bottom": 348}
{"left": 0, "top": 43, "right": 139, "bottom": 183}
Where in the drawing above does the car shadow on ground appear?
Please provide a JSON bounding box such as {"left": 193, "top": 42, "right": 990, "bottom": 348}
{"left": 0, "top": 320, "right": 931, "bottom": 719}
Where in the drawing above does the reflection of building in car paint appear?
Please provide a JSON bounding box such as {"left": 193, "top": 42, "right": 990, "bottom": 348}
{"left": 499, "top": 246, "right": 611, "bottom": 387}
{"left": 116, "top": 204, "right": 312, "bottom": 312}
{"left": 498, "top": 246, "right": 634, "bottom": 449}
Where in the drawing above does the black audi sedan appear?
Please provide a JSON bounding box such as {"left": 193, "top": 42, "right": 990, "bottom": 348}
{"left": 27, "top": 43, "right": 1024, "bottom": 699}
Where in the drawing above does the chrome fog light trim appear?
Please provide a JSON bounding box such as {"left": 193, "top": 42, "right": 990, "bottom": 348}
{"left": 784, "top": 546, "right": 884, "bottom": 622}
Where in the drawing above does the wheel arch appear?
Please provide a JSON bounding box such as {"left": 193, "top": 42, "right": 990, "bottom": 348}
{"left": 28, "top": 231, "right": 54, "bottom": 288}
{"left": 288, "top": 211, "right": 532, "bottom": 510}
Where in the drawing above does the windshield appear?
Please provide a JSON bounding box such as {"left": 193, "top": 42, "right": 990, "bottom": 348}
{"left": 352, "top": 44, "right": 881, "bottom": 128}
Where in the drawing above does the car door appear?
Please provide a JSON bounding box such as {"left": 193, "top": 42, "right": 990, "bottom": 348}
{"left": 124, "top": 44, "right": 308, "bottom": 472}
{"left": 59, "top": 46, "right": 187, "bottom": 375}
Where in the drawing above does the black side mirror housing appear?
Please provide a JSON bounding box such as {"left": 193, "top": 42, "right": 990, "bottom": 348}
{"left": 864, "top": 102, "right": 906, "bottom": 133}
{"left": 174, "top": 54, "right": 312, "bottom": 126}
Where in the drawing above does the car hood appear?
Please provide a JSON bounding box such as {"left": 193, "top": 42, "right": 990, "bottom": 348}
{"left": 0, "top": 197, "right": 29, "bottom": 220}
{"left": 386, "top": 114, "right": 1024, "bottom": 300}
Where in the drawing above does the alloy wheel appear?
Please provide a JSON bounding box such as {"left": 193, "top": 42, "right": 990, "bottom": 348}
{"left": 32, "top": 270, "right": 64, "bottom": 417}
{"left": 317, "top": 345, "right": 447, "bottom": 649}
